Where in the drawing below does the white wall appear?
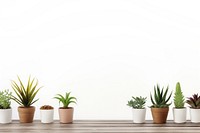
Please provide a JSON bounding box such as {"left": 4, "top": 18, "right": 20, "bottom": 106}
{"left": 0, "top": 0, "right": 200, "bottom": 120}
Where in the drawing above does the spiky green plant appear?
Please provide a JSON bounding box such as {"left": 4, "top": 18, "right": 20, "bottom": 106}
{"left": 174, "top": 82, "right": 185, "bottom": 108}
{"left": 54, "top": 92, "right": 77, "bottom": 108}
{"left": 150, "top": 84, "right": 172, "bottom": 108}
{"left": 11, "top": 76, "right": 42, "bottom": 107}
{"left": 0, "top": 89, "right": 12, "bottom": 109}
{"left": 127, "top": 96, "right": 146, "bottom": 109}
{"left": 186, "top": 94, "right": 200, "bottom": 109}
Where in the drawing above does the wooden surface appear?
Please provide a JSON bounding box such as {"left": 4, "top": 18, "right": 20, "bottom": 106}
{"left": 1, "top": 120, "right": 200, "bottom": 133}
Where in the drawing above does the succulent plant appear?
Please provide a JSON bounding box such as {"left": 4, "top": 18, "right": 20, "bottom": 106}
{"left": 11, "top": 76, "right": 42, "bottom": 107}
{"left": 40, "top": 105, "right": 54, "bottom": 110}
{"left": 54, "top": 92, "right": 77, "bottom": 108}
{"left": 0, "top": 89, "right": 12, "bottom": 109}
{"left": 186, "top": 94, "right": 200, "bottom": 109}
{"left": 127, "top": 96, "right": 146, "bottom": 109}
{"left": 174, "top": 82, "right": 185, "bottom": 108}
{"left": 150, "top": 84, "right": 172, "bottom": 108}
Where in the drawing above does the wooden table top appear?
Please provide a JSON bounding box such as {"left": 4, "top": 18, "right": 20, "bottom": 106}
{"left": 1, "top": 120, "right": 200, "bottom": 133}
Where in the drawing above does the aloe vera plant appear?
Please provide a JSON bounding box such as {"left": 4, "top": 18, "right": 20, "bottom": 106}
{"left": 11, "top": 76, "right": 42, "bottom": 107}
{"left": 54, "top": 92, "right": 77, "bottom": 108}
{"left": 150, "top": 84, "right": 172, "bottom": 108}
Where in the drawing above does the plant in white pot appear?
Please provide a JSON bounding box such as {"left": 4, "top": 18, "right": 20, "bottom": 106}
{"left": 173, "top": 82, "right": 186, "bottom": 123}
{"left": 40, "top": 105, "right": 54, "bottom": 123}
{"left": 11, "top": 76, "right": 42, "bottom": 123}
{"left": 186, "top": 94, "right": 200, "bottom": 123}
{"left": 0, "top": 89, "right": 12, "bottom": 124}
{"left": 127, "top": 96, "right": 147, "bottom": 123}
{"left": 54, "top": 92, "right": 77, "bottom": 123}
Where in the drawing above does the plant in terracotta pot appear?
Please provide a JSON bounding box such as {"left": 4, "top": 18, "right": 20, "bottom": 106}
{"left": 186, "top": 94, "right": 200, "bottom": 123}
{"left": 173, "top": 82, "right": 186, "bottom": 123}
{"left": 0, "top": 89, "right": 12, "bottom": 124}
{"left": 127, "top": 96, "right": 147, "bottom": 123}
{"left": 11, "top": 76, "right": 42, "bottom": 123}
{"left": 150, "top": 84, "right": 172, "bottom": 124}
{"left": 40, "top": 105, "right": 54, "bottom": 123}
{"left": 54, "top": 92, "right": 77, "bottom": 124}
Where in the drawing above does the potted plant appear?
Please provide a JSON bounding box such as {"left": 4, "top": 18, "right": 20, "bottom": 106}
{"left": 150, "top": 84, "right": 172, "bottom": 124}
{"left": 54, "top": 92, "right": 77, "bottom": 123}
{"left": 127, "top": 96, "right": 147, "bottom": 123}
{"left": 0, "top": 89, "right": 12, "bottom": 124}
{"left": 11, "top": 76, "right": 42, "bottom": 123}
{"left": 173, "top": 82, "right": 186, "bottom": 123}
{"left": 186, "top": 93, "right": 200, "bottom": 123}
{"left": 40, "top": 105, "right": 54, "bottom": 123}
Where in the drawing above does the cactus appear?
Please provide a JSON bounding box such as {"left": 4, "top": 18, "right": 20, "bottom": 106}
{"left": 174, "top": 82, "right": 185, "bottom": 108}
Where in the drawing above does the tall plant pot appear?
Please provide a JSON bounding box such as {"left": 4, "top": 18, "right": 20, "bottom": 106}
{"left": 40, "top": 109, "right": 54, "bottom": 123}
{"left": 59, "top": 107, "right": 74, "bottom": 124}
{"left": 0, "top": 109, "right": 12, "bottom": 124}
{"left": 18, "top": 106, "right": 35, "bottom": 123}
{"left": 173, "top": 107, "right": 187, "bottom": 123}
{"left": 190, "top": 108, "right": 200, "bottom": 123}
{"left": 151, "top": 108, "right": 169, "bottom": 124}
{"left": 132, "top": 108, "right": 146, "bottom": 123}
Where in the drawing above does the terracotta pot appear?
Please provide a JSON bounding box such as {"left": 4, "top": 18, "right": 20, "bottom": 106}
{"left": 18, "top": 106, "right": 35, "bottom": 123}
{"left": 151, "top": 108, "right": 169, "bottom": 124}
{"left": 59, "top": 107, "right": 74, "bottom": 124}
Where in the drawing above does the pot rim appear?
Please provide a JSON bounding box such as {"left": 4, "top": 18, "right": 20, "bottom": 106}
{"left": 18, "top": 106, "right": 35, "bottom": 108}
{"left": 0, "top": 108, "right": 12, "bottom": 110}
{"left": 59, "top": 107, "right": 73, "bottom": 109}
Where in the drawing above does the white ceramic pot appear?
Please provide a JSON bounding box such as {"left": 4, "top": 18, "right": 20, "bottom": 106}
{"left": 173, "top": 107, "right": 187, "bottom": 123}
{"left": 132, "top": 108, "right": 146, "bottom": 123}
{"left": 40, "top": 109, "right": 54, "bottom": 123}
{"left": 190, "top": 108, "right": 200, "bottom": 123}
{"left": 0, "top": 108, "right": 12, "bottom": 124}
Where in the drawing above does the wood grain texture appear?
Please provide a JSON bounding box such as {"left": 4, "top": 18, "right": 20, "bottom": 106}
{"left": 1, "top": 120, "right": 200, "bottom": 133}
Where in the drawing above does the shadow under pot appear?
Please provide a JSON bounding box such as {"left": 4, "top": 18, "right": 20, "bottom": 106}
{"left": 59, "top": 107, "right": 74, "bottom": 124}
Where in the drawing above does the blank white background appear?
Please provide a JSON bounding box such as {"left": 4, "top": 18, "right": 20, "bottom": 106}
{"left": 0, "top": 0, "right": 200, "bottom": 120}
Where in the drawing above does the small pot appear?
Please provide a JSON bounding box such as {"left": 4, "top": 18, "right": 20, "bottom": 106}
{"left": 151, "top": 107, "right": 169, "bottom": 124}
{"left": 0, "top": 108, "right": 12, "bottom": 124}
{"left": 132, "top": 108, "right": 146, "bottom": 123}
{"left": 59, "top": 107, "right": 74, "bottom": 124}
{"left": 190, "top": 108, "right": 200, "bottom": 123}
{"left": 173, "top": 107, "right": 187, "bottom": 123}
{"left": 18, "top": 106, "right": 35, "bottom": 123}
{"left": 40, "top": 109, "right": 54, "bottom": 123}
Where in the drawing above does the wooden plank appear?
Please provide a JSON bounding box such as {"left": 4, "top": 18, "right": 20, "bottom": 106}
{"left": 1, "top": 120, "right": 200, "bottom": 133}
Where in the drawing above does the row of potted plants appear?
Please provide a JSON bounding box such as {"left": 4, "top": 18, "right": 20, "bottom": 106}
{"left": 127, "top": 82, "right": 200, "bottom": 124}
{"left": 1, "top": 76, "right": 200, "bottom": 124}
{"left": 0, "top": 76, "right": 77, "bottom": 124}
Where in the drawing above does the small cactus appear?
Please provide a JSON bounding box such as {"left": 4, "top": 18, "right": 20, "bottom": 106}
{"left": 40, "top": 105, "right": 54, "bottom": 110}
